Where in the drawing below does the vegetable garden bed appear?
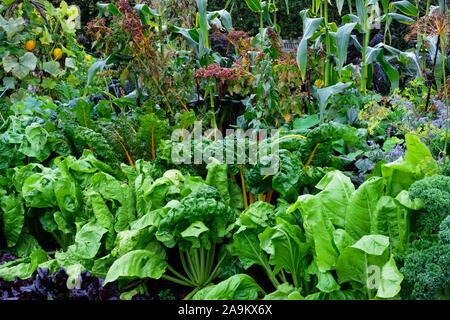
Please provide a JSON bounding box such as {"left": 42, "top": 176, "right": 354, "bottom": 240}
{"left": 0, "top": 0, "right": 449, "bottom": 301}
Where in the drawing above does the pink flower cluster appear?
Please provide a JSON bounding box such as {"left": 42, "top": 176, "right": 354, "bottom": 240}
{"left": 194, "top": 64, "right": 239, "bottom": 81}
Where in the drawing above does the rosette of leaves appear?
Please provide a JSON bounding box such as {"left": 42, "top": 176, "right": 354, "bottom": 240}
{"left": 287, "top": 170, "right": 410, "bottom": 299}
{"left": 155, "top": 185, "right": 236, "bottom": 299}
{"left": 0, "top": 110, "right": 71, "bottom": 175}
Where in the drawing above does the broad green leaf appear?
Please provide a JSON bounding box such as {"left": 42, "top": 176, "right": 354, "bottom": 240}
{"left": 104, "top": 250, "right": 168, "bottom": 284}
{"left": 385, "top": 12, "right": 415, "bottom": 24}
{"left": 293, "top": 114, "right": 320, "bottom": 130}
{"left": 84, "top": 188, "right": 115, "bottom": 250}
{"left": 0, "top": 249, "right": 47, "bottom": 281}
{"left": 376, "top": 255, "right": 404, "bottom": 298}
{"left": 135, "top": 4, "right": 159, "bottom": 26}
{"left": 272, "top": 150, "right": 302, "bottom": 198}
{"left": 245, "top": 0, "right": 263, "bottom": 12}
{"left": 70, "top": 221, "right": 108, "bottom": 259}
{"left": 390, "top": 1, "right": 419, "bottom": 16}
{"left": 21, "top": 169, "right": 57, "bottom": 208}
{"left": 86, "top": 56, "right": 110, "bottom": 88}
{"left": 229, "top": 229, "right": 269, "bottom": 270}
{"left": 43, "top": 61, "right": 65, "bottom": 77}
{"left": 97, "top": 3, "right": 120, "bottom": 17}
{"left": 130, "top": 207, "right": 168, "bottom": 230}
{"left": 1, "top": 194, "right": 25, "bottom": 247}
{"left": 259, "top": 220, "right": 310, "bottom": 285}
{"left": 334, "top": 23, "right": 356, "bottom": 73}
{"left": 196, "top": 0, "right": 209, "bottom": 50}
{"left": 382, "top": 134, "right": 439, "bottom": 196}
{"left": 3, "top": 77, "right": 15, "bottom": 89}
{"left": 9, "top": 233, "right": 42, "bottom": 257}
{"left": 181, "top": 221, "right": 210, "bottom": 249}
{"left": 314, "top": 171, "right": 355, "bottom": 228}
{"left": 0, "top": 16, "right": 25, "bottom": 38}
{"left": 18, "top": 123, "right": 51, "bottom": 161}
{"left": 31, "top": 249, "right": 50, "bottom": 270}
{"left": 92, "top": 171, "right": 135, "bottom": 232}
{"left": 237, "top": 201, "right": 273, "bottom": 231}
{"left": 332, "top": 229, "right": 356, "bottom": 253}
{"left": 0, "top": 258, "right": 33, "bottom": 281}
{"left": 207, "top": 10, "right": 233, "bottom": 30}
{"left": 111, "top": 229, "right": 161, "bottom": 259}
{"left": 3, "top": 52, "right": 37, "bottom": 80}
{"left": 371, "top": 196, "right": 409, "bottom": 254}
{"left": 336, "top": 235, "right": 390, "bottom": 289}
{"left": 316, "top": 82, "right": 352, "bottom": 120}
{"left": 291, "top": 194, "right": 338, "bottom": 272}
{"left": 263, "top": 283, "right": 304, "bottom": 300}
{"left": 345, "top": 177, "right": 386, "bottom": 240}
{"left": 352, "top": 235, "right": 390, "bottom": 256}
{"left": 206, "top": 159, "right": 230, "bottom": 205}
{"left": 394, "top": 190, "right": 423, "bottom": 210}
{"left": 297, "top": 11, "right": 323, "bottom": 81}
{"left": 316, "top": 271, "right": 341, "bottom": 293}
{"left": 229, "top": 180, "right": 244, "bottom": 211}
{"left": 192, "top": 274, "right": 264, "bottom": 300}
{"left": 377, "top": 51, "right": 399, "bottom": 90}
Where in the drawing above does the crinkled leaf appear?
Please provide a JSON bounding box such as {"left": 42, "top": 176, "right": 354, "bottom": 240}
{"left": 104, "top": 249, "right": 168, "bottom": 284}
{"left": 192, "top": 274, "right": 264, "bottom": 300}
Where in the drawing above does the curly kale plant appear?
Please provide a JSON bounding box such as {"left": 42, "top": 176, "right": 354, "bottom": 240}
{"left": 400, "top": 216, "right": 450, "bottom": 300}
{"left": 408, "top": 175, "right": 450, "bottom": 237}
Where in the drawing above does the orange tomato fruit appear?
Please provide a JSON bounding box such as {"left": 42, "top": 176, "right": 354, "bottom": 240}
{"left": 25, "top": 40, "right": 36, "bottom": 51}
{"left": 53, "top": 48, "right": 63, "bottom": 60}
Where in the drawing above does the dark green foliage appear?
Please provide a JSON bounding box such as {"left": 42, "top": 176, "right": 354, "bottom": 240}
{"left": 439, "top": 215, "right": 450, "bottom": 245}
{"left": 138, "top": 113, "right": 169, "bottom": 160}
{"left": 156, "top": 186, "right": 235, "bottom": 251}
{"left": 74, "top": 126, "right": 123, "bottom": 176}
{"left": 409, "top": 175, "right": 450, "bottom": 236}
{"left": 400, "top": 217, "right": 450, "bottom": 300}
{"left": 441, "top": 161, "right": 450, "bottom": 176}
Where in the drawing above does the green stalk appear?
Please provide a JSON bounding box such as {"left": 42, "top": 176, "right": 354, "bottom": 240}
{"left": 162, "top": 274, "right": 195, "bottom": 287}
{"left": 158, "top": 0, "right": 164, "bottom": 58}
{"left": 303, "top": 278, "right": 311, "bottom": 295}
{"left": 264, "top": 264, "right": 281, "bottom": 289}
{"left": 420, "top": 0, "right": 432, "bottom": 72}
{"left": 278, "top": 269, "right": 288, "bottom": 283}
{"left": 324, "top": 0, "right": 331, "bottom": 86}
{"left": 51, "top": 232, "right": 65, "bottom": 250}
{"left": 204, "top": 251, "right": 228, "bottom": 285}
{"left": 273, "top": 0, "right": 277, "bottom": 27}
{"left": 193, "top": 248, "right": 203, "bottom": 283}
{"left": 360, "top": 0, "right": 371, "bottom": 94}
{"left": 167, "top": 264, "right": 196, "bottom": 286}
{"left": 179, "top": 248, "right": 196, "bottom": 282}
{"left": 186, "top": 250, "right": 200, "bottom": 284}
{"left": 183, "top": 286, "right": 202, "bottom": 300}
{"left": 199, "top": 246, "right": 206, "bottom": 284}
{"left": 383, "top": 14, "right": 390, "bottom": 45}
{"left": 440, "top": 36, "right": 449, "bottom": 163}
{"left": 205, "top": 244, "right": 216, "bottom": 277}
{"left": 209, "top": 81, "right": 218, "bottom": 129}
{"left": 260, "top": 4, "right": 264, "bottom": 51}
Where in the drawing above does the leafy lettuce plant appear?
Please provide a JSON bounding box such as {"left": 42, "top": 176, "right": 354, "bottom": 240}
{"left": 228, "top": 200, "right": 311, "bottom": 294}
{"left": 100, "top": 160, "right": 241, "bottom": 299}
{"left": 154, "top": 185, "right": 235, "bottom": 299}
{"left": 288, "top": 170, "right": 406, "bottom": 299}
